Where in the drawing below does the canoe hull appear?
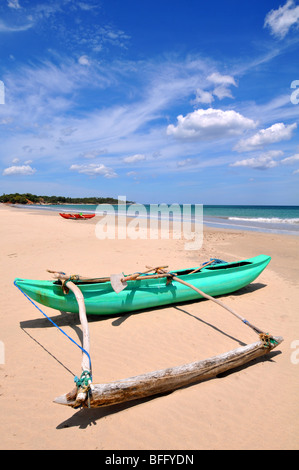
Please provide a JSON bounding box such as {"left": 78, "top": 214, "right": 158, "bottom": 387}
{"left": 14, "top": 255, "right": 271, "bottom": 316}
{"left": 59, "top": 213, "right": 95, "bottom": 220}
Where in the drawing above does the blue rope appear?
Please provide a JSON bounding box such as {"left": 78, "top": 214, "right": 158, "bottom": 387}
{"left": 14, "top": 280, "right": 92, "bottom": 373}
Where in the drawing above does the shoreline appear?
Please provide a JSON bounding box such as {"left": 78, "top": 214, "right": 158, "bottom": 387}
{"left": 3, "top": 202, "right": 299, "bottom": 237}
{"left": 0, "top": 203, "right": 298, "bottom": 450}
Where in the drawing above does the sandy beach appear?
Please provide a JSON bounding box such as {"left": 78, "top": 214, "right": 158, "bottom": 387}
{"left": 0, "top": 203, "right": 298, "bottom": 450}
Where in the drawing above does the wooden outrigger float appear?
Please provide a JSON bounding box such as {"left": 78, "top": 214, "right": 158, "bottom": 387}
{"left": 14, "top": 258, "right": 283, "bottom": 409}
{"left": 54, "top": 334, "right": 282, "bottom": 409}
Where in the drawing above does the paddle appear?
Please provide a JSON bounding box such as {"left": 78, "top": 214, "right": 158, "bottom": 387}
{"left": 110, "top": 265, "right": 168, "bottom": 294}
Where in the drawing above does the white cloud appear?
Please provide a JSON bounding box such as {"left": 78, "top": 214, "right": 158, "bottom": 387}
{"left": 207, "top": 72, "right": 236, "bottom": 87}
{"left": 191, "top": 73, "right": 237, "bottom": 105}
{"left": 191, "top": 88, "right": 214, "bottom": 105}
{"left": 264, "top": 0, "right": 299, "bottom": 38}
{"left": 0, "top": 57, "right": 212, "bottom": 175}
{"left": 80, "top": 149, "right": 107, "bottom": 159}
{"left": 0, "top": 19, "right": 33, "bottom": 32}
{"left": 230, "top": 154, "right": 279, "bottom": 170}
{"left": 77, "top": 2, "right": 98, "bottom": 10}
{"left": 281, "top": 153, "right": 299, "bottom": 164}
{"left": 177, "top": 158, "right": 193, "bottom": 167}
{"left": 0, "top": 117, "right": 12, "bottom": 125}
{"left": 0, "top": 58, "right": 114, "bottom": 131}
{"left": 3, "top": 164, "right": 36, "bottom": 175}
{"left": 293, "top": 169, "right": 299, "bottom": 174}
{"left": 123, "top": 154, "right": 146, "bottom": 163}
{"left": 70, "top": 163, "right": 117, "bottom": 178}
{"left": 3, "top": 54, "right": 296, "bottom": 185}
{"left": 7, "top": 0, "right": 21, "bottom": 9}
{"left": 234, "top": 122, "right": 297, "bottom": 151}
{"left": 213, "top": 85, "right": 234, "bottom": 100}
{"left": 78, "top": 55, "right": 90, "bottom": 66}
{"left": 208, "top": 72, "right": 237, "bottom": 100}
{"left": 230, "top": 150, "right": 299, "bottom": 171}
{"left": 167, "top": 108, "right": 256, "bottom": 141}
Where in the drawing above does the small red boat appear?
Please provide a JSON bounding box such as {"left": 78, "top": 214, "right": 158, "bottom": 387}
{"left": 59, "top": 213, "right": 95, "bottom": 220}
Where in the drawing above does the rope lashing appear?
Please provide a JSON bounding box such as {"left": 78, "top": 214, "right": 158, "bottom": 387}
{"left": 73, "top": 370, "right": 94, "bottom": 408}
{"left": 14, "top": 280, "right": 92, "bottom": 373}
{"left": 74, "top": 370, "right": 93, "bottom": 390}
{"left": 67, "top": 274, "right": 80, "bottom": 281}
{"left": 259, "top": 333, "right": 279, "bottom": 348}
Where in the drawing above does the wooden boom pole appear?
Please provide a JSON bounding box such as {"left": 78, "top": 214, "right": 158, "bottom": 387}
{"left": 64, "top": 280, "right": 92, "bottom": 405}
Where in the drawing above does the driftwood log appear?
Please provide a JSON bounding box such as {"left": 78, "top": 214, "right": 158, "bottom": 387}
{"left": 54, "top": 336, "right": 283, "bottom": 408}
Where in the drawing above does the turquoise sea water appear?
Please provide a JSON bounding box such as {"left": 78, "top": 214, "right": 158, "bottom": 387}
{"left": 15, "top": 204, "right": 299, "bottom": 235}
{"left": 201, "top": 205, "right": 299, "bottom": 235}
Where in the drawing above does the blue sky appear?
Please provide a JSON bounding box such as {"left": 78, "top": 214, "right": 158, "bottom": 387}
{"left": 0, "top": 0, "right": 299, "bottom": 204}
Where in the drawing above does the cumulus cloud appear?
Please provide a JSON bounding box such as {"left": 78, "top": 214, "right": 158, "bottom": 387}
{"left": 230, "top": 156, "right": 277, "bottom": 170}
{"left": 264, "top": 0, "right": 299, "bottom": 38}
{"left": 70, "top": 163, "right": 117, "bottom": 178}
{"left": 230, "top": 151, "right": 283, "bottom": 170}
{"left": 230, "top": 150, "right": 299, "bottom": 171}
{"left": 3, "top": 164, "right": 36, "bottom": 175}
{"left": 234, "top": 122, "right": 297, "bottom": 151}
{"left": 123, "top": 154, "right": 146, "bottom": 163}
{"left": 192, "top": 73, "right": 237, "bottom": 105}
{"left": 167, "top": 108, "right": 256, "bottom": 141}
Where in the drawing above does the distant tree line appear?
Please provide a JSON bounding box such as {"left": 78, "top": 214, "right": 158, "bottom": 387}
{"left": 0, "top": 193, "right": 132, "bottom": 205}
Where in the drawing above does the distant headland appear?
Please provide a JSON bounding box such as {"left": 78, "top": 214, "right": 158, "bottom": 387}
{"left": 0, "top": 193, "right": 133, "bottom": 205}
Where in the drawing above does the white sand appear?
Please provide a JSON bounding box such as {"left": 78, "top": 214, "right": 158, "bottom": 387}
{"left": 0, "top": 204, "right": 298, "bottom": 450}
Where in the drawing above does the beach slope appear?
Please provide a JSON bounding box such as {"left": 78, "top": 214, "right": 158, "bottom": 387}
{"left": 0, "top": 204, "right": 298, "bottom": 450}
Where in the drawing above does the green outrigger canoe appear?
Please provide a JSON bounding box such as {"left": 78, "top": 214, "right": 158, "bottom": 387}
{"left": 14, "top": 255, "right": 270, "bottom": 316}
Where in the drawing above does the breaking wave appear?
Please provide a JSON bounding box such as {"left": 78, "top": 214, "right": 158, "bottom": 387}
{"left": 228, "top": 217, "right": 299, "bottom": 224}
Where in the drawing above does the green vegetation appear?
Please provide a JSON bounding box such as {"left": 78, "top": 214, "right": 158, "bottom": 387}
{"left": 0, "top": 193, "right": 132, "bottom": 205}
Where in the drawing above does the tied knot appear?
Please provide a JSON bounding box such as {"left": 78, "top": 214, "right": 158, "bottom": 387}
{"left": 74, "top": 370, "right": 92, "bottom": 392}
{"left": 259, "top": 332, "right": 278, "bottom": 348}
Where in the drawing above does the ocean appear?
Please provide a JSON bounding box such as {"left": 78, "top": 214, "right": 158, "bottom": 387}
{"left": 14, "top": 203, "right": 299, "bottom": 236}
